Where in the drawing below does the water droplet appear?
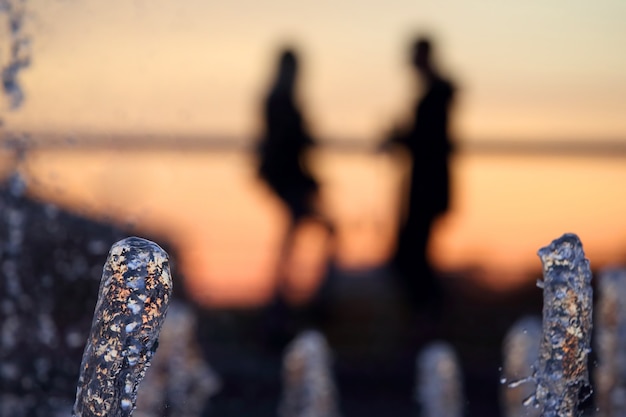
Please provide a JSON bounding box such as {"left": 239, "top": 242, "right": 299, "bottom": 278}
{"left": 522, "top": 394, "right": 536, "bottom": 407}
{"left": 127, "top": 300, "right": 141, "bottom": 314}
{"left": 508, "top": 376, "right": 532, "bottom": 388}
{"left": 121, "top": 398, "right": 132, "bottom": 409}
{"left": 10, "top": 176, "right": 26, "bottom": 197}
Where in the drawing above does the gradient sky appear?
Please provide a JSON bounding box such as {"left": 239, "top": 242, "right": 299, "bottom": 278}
{"left": 3, "top": 0, "right": 626, "bottom": 143}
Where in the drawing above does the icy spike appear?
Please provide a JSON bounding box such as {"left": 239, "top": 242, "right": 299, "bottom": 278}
{"left": 72, "top": 237, "right": 173, "bottom": 417}
{"left": 535, "top": 233, "right": 592, "bottom": 417}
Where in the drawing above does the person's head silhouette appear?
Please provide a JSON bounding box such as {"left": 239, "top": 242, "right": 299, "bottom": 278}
{"left": 411, "top": 37, "right": 435, "bottom": 77}
{"left": 274, "top": 48, "right": 299, "bottom": 94}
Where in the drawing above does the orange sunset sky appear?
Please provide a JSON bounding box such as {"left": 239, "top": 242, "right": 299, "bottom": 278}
{"left": 3, "top": 0, "right": 626, "bottom": 142}
{"left": 2, "top": 1, "right": 626, "bottom": 306}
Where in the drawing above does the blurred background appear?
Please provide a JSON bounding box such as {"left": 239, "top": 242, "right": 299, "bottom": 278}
{"left": 4, "top": 0, "right": 626, "bottom": 305}
{"left": 1, "top": 0, "right": 626, "bottom": 416}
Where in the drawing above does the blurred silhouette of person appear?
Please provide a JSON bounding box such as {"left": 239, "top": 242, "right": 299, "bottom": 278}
{"left": 385, "top": 36, "right": 456, "bottom": 314}
{"left": 257, "top": 48, "right": 331, "bottom": 344}
{"left": 258, "top": 48, "right": 319, "bottom": 226}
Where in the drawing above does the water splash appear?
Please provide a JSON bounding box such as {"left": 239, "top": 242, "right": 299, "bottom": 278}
{"left": 72, "top": 237, "right": 172, "bottom": 417}
{"left": 416, "top": 341, "right": 464, "bottom": 417}
{"left": 279, "top": 330, "right": 340, "bottom": 417}
{"left": 134, "top": 301, "right": 221, "bottom": 417}
{"left": 507, "top": 376, "right": 534, "bottom": 389}
{"left": 0, "top": 183, "right": 129, "bottom": 416}
{"left": 535, "top": 233, "right": 593, "bottom": 417}
{"left": 594, "top": 268, "right": 626, "bottom": 417}
{"left": 501, "top": 316, "right": 542, "bottom": 417}
{"left": 0, "top": 0, "right": 30, "bottom": 110}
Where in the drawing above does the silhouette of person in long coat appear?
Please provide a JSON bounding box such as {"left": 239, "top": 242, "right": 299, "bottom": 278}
{"left": 388, "top": 37, "right": 455, "bottom": 312}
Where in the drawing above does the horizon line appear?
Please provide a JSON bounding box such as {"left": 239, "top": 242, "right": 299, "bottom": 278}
{"left": 2, "top": 131, "right": 626, "bottom": 157}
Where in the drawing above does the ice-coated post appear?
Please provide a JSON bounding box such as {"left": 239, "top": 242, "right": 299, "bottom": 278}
{"left": 72, "top": 237, "right": 173, "bottom": 417}
{"left": 279, "top": 330, "right": 340, "bottom": 417}
{"left": 415, "top": 341, "right": 463, "bottom": 417}
{"left": 501, "top": 316, "right": 542, "bottom": 417}
{"left": 535, "top": 233, "right": 592, "bottom": 417}
{"left": 594, "top": 268, "right": 626, "bottom": 417}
